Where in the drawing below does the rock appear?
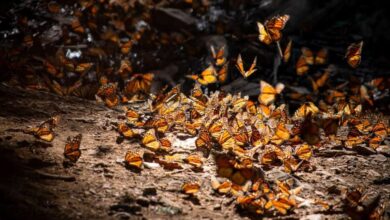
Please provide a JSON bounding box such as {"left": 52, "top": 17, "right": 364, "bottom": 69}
{"left": 152, "top": 8, "right": 199, "bottom": 31}
{"left": 376, "top": 145, "right": 390, "bottom": 157}
{"left": 360, "top": 191, "right": 380, "bottom": 210}
{"left": 136, "top": 197, "right": 150, "bottom": 207}
{"left": 354, "top": 145, "right": 376, "bottom": 155}
{"left": 370, "top": 154, "right": 388, "bottom": 163}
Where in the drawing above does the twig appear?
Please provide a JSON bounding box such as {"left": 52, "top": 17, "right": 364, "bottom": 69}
{"left": 35, "top": 170, "right": 76, "bottom": 181}
{"left": 276, "top": 41, "right": 283, "bottom": 58}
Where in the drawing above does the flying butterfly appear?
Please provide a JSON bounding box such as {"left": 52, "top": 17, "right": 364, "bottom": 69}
{"left": 217, "top": 63, "right": 228, "bottom": 83}
{"left": 301, "top": 47, "right": 328, "bottom": 65}
{"left": 186, "top": 65, "right": 217, "bottom": 86}
{"left": 257, "top": 14, "right": 290, "bottom": 44}
{"left": 310, "top": 70, "right": 330, "bottom": 92}
{"left": 296, "top": 55, "right": 309, "bottom": 76}
{"left": 283, "top": 40, "right": 292, "bottom": 63}
{"left": 210, "top": 45, "right": 226, "bottom": 66}
{"left": 258, "top": 80, "right": 285, "bottom": 105}
{"left": 64, "top": 134, "right": 82, "bottom": 162}
{"left": 345, "top": 41, "right": 363, "bottom": 68}
{"left": 236, "top": 54, "right": 257, "bottom": 78}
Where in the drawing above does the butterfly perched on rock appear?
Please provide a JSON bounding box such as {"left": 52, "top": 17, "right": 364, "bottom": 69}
{"left": 64, "top": 134, "right": 82, "bottom": 163}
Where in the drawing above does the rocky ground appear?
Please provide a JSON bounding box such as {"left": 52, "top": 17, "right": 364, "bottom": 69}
{"left": 1, "top": 84, "right": 389, "bottom": 220}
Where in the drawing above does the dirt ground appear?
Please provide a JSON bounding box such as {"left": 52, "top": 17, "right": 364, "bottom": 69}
{"left": 0, "top": 84, "right": 389, "bottom": 220}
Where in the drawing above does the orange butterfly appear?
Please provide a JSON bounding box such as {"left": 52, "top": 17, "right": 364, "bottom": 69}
{"left": 25, "top": 116, "right": 60, "bottom": 142}
{"left": 299, "top": 114, "right": 321, "bottom": 145}
{"left": 182, "top": 182, "right": 200, "bottom": 195}
{"left": 283, "top": 40, "right": 292, "bottom": 63}
{"left": 310, "top": 70, "right": 330, "bottom": 92}
{"left": 141, "top": 129, "right": 171, "bottom": 152}
{"left": 345, "top": 41, "right": 363, "bottom": 68}
{"left": 186, "top": 65, "right": 217, "bottom": 86}
{"left": 258, "top": 14, "right": 290, "bottom": 44}
{"left": 211, "top": 45, "right": 226, "bottom": 66}
{"left": 217, "top": 63, "right": 228, "bottom": 83}
{"left": 236, "top": 54, "right": 257, "bottom": 78}
{"left": 184, "top": 154, "right": 203, "bottom": 168}
{"left": 124, "top": 73, "right": 154, "bottom": 95}
{"left": 258, "top": 80, "right": 285, "bottom": 105}
{"left": 294, "top": 102, "right": 319, "bottom": 119}
{"left": 296, "top": 55, "right": 309, "bottom": 76}
{"left": 117, "top": 123, "right": 136, "bottom": 138}
{"left": 218, "top": 130, "right": 236, "bottom": 150}
{"left": 195, "top": 129, "right": 213, "bottom": 152}
{"left": 301, "top": 47, "right": 328, "bottom": 65}
{"left": 295, "top": 144, "right": 312, "bottom": 160}
{"left": 125, "top": 151, "right": 143, "bottom": 169}
{"left": 271, "top": 122, "right": 291, "bottom": 145}
{"left": 64, "top": 134, "right": 82, "bottom": 162}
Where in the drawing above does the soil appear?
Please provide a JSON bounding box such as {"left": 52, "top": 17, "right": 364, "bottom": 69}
{"left": 1, "top": 84, "right": 389, "bottom": 220}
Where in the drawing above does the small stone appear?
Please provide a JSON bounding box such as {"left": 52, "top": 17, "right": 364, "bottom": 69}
{"left": 370, "top": 154, "right": 387, "bottom": 162}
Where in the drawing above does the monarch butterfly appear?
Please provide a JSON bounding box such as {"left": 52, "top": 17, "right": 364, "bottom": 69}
{"left": 301, "top": 47, "right": 328, "bottom": 66}
{"left": 295, "top": 144, "right": 312, "bottom": 160}
{"left": 186, "top": 65, "right": 217, "bottom": 86}
{"left": 359, "top": 85, "right": 373, "bottom": 106}
{"left": 195, "top": 129, "right": 213, "bottom": 151}
{"left": 124, "top": 73, "right": 154, "bottom": 95}
{"left": 64, "top": 134, "right": 82, "bottom": 162}
{"left": 217, "top": 63, "right": 228, "bottom": 83}
{"left": 257, "top": 15, "right": 290, "bottom": 44}
{"left": 258, "top": 81, "right": 285, "bottom": 105}
{"left": 208, "top": 118, "right": 223, "bottom": 139}
{"left": 125, "top": 108, "right": 140, "bottom": 123}
{"left": 296, "top": 55, "right": 309, "bottom": 76}
{"left": 345, "top": 41, "right": 363, "bottom": 68}
{"left": 236, "top": 54, "right": 257, "bottom": 78}
{"left": 301, "top": 114, "right": 321, "bottom": 145}
{"left": 283, "top": 40, "right": 292, "bottom": 63}
{"left": 182, "top": 182, "right": 200, "bottom": 195}
{"left": 117, "top": 123, "right": 136, "bottom": 138}
{"left": 218, "top": 130, "right": 236, "bottom": 150}
{"left": 210, "top": 45, "right": 226, "bottom": 66}
{"left": 124, "top": 151, "right": 143, "bottom": 168}
{"left": 250, "top": 125, "right": 263, "bottom": 148}
{"left": 141, "top": 129, "right": 171, "bottom": 152}
{"left": 310, "top": 70, "right": 330, "bottom": 92}
{"left": 271, "top": 122, "right": 291, "bottom": 145}
{"left": 26, "top": 116, "right": 60, "bottom": 142}
{"left": 184, "top": 154, "right": 203, "bottom": 168}
{"left": 294, "top": 102, "right": 319, "bottom": 119}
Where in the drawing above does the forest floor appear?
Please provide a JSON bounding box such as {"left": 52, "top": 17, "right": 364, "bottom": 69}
{"left": 0, "top": 84, "right": 389, "bottom": 220}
